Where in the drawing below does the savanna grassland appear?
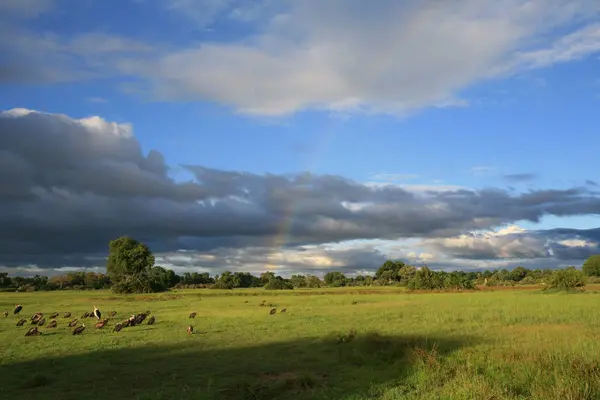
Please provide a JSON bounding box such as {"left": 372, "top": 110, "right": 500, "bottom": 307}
{"left": 1, "top": 287, "right": 600, "bottom": 400}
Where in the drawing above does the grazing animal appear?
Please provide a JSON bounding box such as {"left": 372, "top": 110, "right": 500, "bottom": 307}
{"left": 14, "top": 304, "right": 22, "bottom": 315}
{"left": 16, "top": 318, "right": 26, "bottom": 326}
{"left": 122, "top": 319, "right": 131, "bottom": 328}
{"left": 68, "top": 319, "right": 79, "bottom": 327}
{"left": 135, "top": 312, "right": 148, "bottom": 324}
{"left": 188, "top": 312, "right": 197, "bottom": 319}
{"left": 25, "top": 327, "right": 41, "bottom": 336}
{"left": 95, "top": 319, "right": 108, "bottom": 329}
{"left": 47, "top": 320, "right": 57, "bottom": 328}
{"left": 147, "top": 316, "right": 155, "bottom": 325}
{"left": 72, "top": 324, "right": 86, "bottom": 335}
{"left": 128, "top": 315, "right": 137, "bottom": 326}
{"left": 269, "top": 308, "right": 277, "bottom": 315}
{"left": 31, "top": 312, "right": 42, "bottom": 322}
{"left": 109, "top": 311, "right": 117, "bottom": 317}
{"left": 63, "top": 312, "right": 71, "bottom": 318}
{"left": 81, "top": 312, "right": 90, "bottom": 319}
{"left": 187, "top": 325, "right": 194, "bottom": 335}
{"left": 244, "top": 300, "right": 248, "bottom": 303}
{"left": 280, "top": 308, "right": 287, "bottom": 313}
{"left": 49, "top": 312, "right": 59, "bottom": 319}
{"left": 113, "top": 323, "right": 123, "bottom": 333}
{"left": 93, "top": 305, "right": 102, "bottom": 320}
{"left": 37, "top": 318, "right": 46, "bottom": 326}
{"left": 3, "top": 311, "right": 7, "bottom": 317}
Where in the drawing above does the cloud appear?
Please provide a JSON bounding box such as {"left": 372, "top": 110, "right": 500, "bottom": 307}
{"left": 0, "top": 31, "right": 154, "bottom": 84}
{"left": 3, "top": 1, "right": 600, "bottom": 115}
{"left": 470, "top": 165, "right": 497, "bottom": 174}
{"left": 0, "top": 0, "right": 53, "bottom": 19}
{"left": 503, "top": 173, "right": 538, "bottom": 182}
{"left": 114, "top": 0, "right": 600, "bottom": 116}
{"left": 161, "top": 0, "right": 282, "bottom": 28}
{"left": 1, "top": 109, "right": 599, "bottom": 275}
{"left": 421, "top": 225, "right": 600, "bottom": 262}
{"left": 586, "top": 179, "right": 599, "bottom": 187}
{"left": 86, "top": 97, "right": 108, "bottom": 103}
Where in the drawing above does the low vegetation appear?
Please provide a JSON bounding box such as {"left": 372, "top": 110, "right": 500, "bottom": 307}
{"left": 1, "top": 236, "right": 599, "bottom": 295}
{"left": 1, "top": 287, "right": 600, "bottom": 399}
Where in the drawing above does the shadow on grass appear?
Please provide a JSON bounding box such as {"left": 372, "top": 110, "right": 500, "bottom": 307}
{"left": 0, "top": 332, "right": 478, "bottom": 400}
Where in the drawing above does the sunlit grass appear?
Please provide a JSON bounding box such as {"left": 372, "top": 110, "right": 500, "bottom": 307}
{"left": 1, "top": 287, "right": 599, "bottom": 399}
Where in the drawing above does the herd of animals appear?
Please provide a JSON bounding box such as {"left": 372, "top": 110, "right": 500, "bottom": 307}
{"left": 4, "top": 301, "right": 288, "bottom": 337}
{"left": 5, "top": 304, "right": 176, "bottom": 336}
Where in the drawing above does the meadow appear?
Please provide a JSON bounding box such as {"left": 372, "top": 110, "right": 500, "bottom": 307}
{"left": 1, "top": 287, "right": 600, "bottom": 400}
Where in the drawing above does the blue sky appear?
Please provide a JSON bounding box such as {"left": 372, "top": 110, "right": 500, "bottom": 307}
{"left": 1, "top": 0, "right": 600, "bottom": 276}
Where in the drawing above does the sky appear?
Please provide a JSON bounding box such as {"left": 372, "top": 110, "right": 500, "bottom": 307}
{"left": 1, "top": 0, "right": 600, "bottom": 277}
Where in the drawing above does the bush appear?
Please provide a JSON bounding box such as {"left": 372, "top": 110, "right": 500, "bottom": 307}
{"left": 547, "top": 267, "right": 586, "bottom": 290}
{"left": 264, "top": 278, "right": 293, "bottom": 290}
{"left": 518, "top": 276, "right": 537, "bottom": 285}
{"left": 587, "top": 276, "right": 600, "bottom": 284}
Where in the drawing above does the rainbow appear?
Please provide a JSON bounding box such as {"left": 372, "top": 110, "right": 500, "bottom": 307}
{"left": 264, "top": 114, "right": 345, "bottom": 272}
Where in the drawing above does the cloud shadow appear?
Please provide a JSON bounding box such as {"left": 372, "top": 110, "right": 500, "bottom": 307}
{"left": 0, "top": 331, "right": 479, "bottom": 399}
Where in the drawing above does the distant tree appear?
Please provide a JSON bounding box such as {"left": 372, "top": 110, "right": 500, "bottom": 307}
{"left": 407, "top": 266, "right": 444, "bottom": 290}
{"left": 213, "top": 271, "right": 239, "bottom": 289}
{"left": 582, "top": 255, "right": 600, "bottom": 277}
{"left": 264, "top": 277, "right": 293, "bottom": 290}
{"left": 324, "top": 271, "right": 347, "bottom": 287}
{"left": 233, "top": 272, "right": 261, "bottom": 288}
{"left": 106, "top": 236, "right": 156, "bottom": 294}
{"left": 260, "top": 271, "right": 276, "bottom": 286}
{"left": 305, "top": 275, "right": 322, "bottom": 288}
{"left": 290, "top": 274, "right": 307, "bottom": 288}
{"left": 508, "top": 266, "right": 529, "bottom": 282}
{"left": 375, "top": 260, "right": 406, "bottom": 284}
{"left": 0, "top": 272, "right": 11, "bottom": 287}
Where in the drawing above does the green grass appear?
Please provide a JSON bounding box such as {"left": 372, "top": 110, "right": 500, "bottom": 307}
{"left": 1, "top": 287, "right": 600, "bottom": 399}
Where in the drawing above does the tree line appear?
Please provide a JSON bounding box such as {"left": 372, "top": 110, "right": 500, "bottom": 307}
{"left": 1, "top": 236, "right": 599, "bottom": 293}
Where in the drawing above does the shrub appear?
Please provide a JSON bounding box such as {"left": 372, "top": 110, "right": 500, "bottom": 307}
{"left": 547, "top": 267, "right": 586, "bottom": 289}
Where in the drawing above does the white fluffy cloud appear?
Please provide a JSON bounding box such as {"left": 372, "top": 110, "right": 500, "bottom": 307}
{"left": 3, "top": 1, "right": 600, "bottom": 114}
{"left": 116, "top": 0, "right": 600, "bottom": 115}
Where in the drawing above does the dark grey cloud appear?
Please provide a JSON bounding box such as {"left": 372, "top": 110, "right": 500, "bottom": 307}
{"left": 1, "top": 109, "right": 600, "bottom": 273}
{"left": 502, "top": 173, "right": 538, "bottom": 183}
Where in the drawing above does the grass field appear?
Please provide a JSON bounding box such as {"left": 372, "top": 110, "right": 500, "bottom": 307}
{"left": 1, "top": 287, "right": 600, "bottom": 400}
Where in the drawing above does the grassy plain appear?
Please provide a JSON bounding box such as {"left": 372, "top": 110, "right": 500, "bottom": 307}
{"left": 1, "top": 286, "right": 600, "bottom": 399}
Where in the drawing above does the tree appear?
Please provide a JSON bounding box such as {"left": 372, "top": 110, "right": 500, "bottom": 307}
{"left": 582, "top": 255, "right": 600, "bottom": 277}
{"left": 264, "top": 277, "right": 293, "bottom": 290}
{"left": 324, "top": 271, "right": 347, "bottom": 287}
{"left": 106, "top": 236, "right": 156, "bottom": 294}
{"left": 306, "top": 275, "right": 322, "bottom": 288}
{"left": 290, "top": 274, "right": 307, "bottom": 288}
{"left": 375, "top": 260, "right": 405, "bottom": 284}
{"left": 260, "top": 271, "right": 276, "bottom": 286}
